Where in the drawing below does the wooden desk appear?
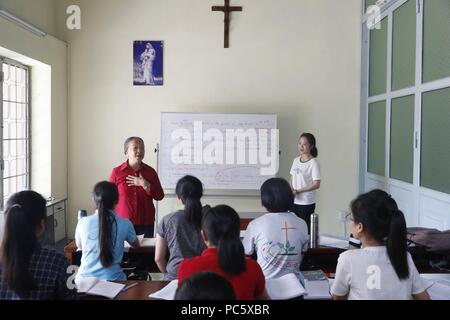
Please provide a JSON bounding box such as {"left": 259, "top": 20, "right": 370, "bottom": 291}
{"left": 301, "top": 246, "right": 345, "bottom": 274}
{"left": 65, "top": 239, "right": 345, "bottom": 274}
{"left": 80, "top": 280, "right": 170, "bottom": 300}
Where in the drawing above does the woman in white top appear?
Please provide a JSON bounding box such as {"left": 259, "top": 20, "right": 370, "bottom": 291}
{"left": 290, "top": 133, "right": 320, "bottom": 233}
{"left": 331, "top": 189, "right": 429, "bottom": 300}
{"left": 243, "top": 178, "right": 309, "bottom": 285}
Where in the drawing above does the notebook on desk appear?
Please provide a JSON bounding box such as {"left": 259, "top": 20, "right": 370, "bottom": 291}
{"left": 266, "top": 273, "right": 306, "bottom": 300}
{"left": 420, "top": 274, "right": 450, "bottom": 300}
{"left": 149, "top": 280, "right": 178, "bottom": 300}
{"left": 302, "top": 270, "right": 331, "bottom": 300}
{"left": 76, "top": 277, "right": 125, "bottom": 299}
{"left": 124, "top": 234, "right": 156, "bottom": 252}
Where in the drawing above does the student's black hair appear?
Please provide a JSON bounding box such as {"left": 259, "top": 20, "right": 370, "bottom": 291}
{"left": 351, "top": 189, "right": 409, "bottom": 279}
{"left": 175, "top": 175, "right": 203, "bottom": 228}
{"left": 123, "top": 136, "right": 144, "bottom": 154}
{"left": 300, "top": 133, "right": 318, "bottom": 158}
{"left": 93, "top": 181, "right": 119, "bottom": 268}
{"left": 175, "top": 271, "right": 236, "bottom": 300}
{"left": 202, "top": 205, "right": 245, "bottom": 275}
{"left": 260, "top": 178, "right": 294, "bottom": 212}
{"left": 0, "top": 190, "right": 47, "bottom": 298}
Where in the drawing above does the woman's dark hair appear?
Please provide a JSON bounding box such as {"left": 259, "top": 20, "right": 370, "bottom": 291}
{"left": 175, "top": 271, "right": 235, "bottom": 300}
{"left": 0, "top": 190, "right": 47, "bottom": 298}
{"left": 123, "top": 136, "right": 144, "bottom": 154}
{"left": 261, "top": 178, "right": 294, "bottom": 212}
{"left": 300, "top": 133, "right": 318, "bottom": 158}
{"left": 93, "top": 181, "right": 119, "bottom": 268}
{"left": 351, "top": 189, "right": 409, "bottom": 279}
{"left": 202, "top": 205, "right": 245, "bottom": 275}
{"left": 176, "top": 175, "right": 203, "bottom": 228}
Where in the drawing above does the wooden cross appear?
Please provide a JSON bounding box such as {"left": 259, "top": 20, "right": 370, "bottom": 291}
{"left": 212, "top": 0, "right": 242, "bottom": 48}
{"left": 282, "top": 221, "right": 296, "bottom": 243}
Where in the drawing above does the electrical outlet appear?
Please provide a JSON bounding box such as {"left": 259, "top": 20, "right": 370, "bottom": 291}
{"left": 338, "top": 211, "right": 348, "bottom": 222}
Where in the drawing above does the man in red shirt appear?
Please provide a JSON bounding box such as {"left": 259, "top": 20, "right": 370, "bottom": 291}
{"left": 109, "top": 137, "right": 164, "bottom": 237}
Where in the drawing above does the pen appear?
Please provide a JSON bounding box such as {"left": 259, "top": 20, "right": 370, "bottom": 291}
{"left": 121, "top": 282, "right": 138, "bottom": 292}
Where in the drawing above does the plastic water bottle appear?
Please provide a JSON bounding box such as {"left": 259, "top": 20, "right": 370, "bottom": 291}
{"left": 310, "top": 213, "right": 319, "bottom": 248}
{"left": 78, "top": 209, "right": 87, "bottom": 220}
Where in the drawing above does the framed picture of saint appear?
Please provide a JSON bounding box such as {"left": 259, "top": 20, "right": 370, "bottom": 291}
{"left": 133, "top": 40, "right": 163, "bottom": 86}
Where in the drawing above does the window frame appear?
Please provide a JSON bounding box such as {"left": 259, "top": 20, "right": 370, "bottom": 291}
{"left": 0, "top": 56, "right": 31, "bottom": 210}
{"left": 360, "top": 0, "right": 450, "bottom": 228}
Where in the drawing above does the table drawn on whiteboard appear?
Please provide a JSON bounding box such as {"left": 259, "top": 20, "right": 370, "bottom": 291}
{"left": 159, "top": 113, "right": 278, "bottom": 190}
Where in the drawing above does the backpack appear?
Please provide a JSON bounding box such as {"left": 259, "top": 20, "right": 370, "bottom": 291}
{"left": 407, "top": 227, "right": 450, "bottom": 252}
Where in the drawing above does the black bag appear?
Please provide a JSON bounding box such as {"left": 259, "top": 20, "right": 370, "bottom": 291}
{"left": 407, "top": 227, "right": 450, "bottom": 252}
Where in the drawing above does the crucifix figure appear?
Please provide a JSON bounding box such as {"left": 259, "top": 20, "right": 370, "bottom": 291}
{"left": 212, "top": 0, "right": 242, "bottom": 48}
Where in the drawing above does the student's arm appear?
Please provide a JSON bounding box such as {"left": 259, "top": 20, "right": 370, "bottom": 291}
{"left": 75, "top": 223, "right": 82, "bottom": 250}
{"left": 330, "top": 254, "right": 351, "bottom": 299}
{"left": 295, "top": 160, "right": 321, "bottom": 194}
{"left": 56, "top": 255, "right": 79, "bottom": 300}
{"left": 409, "top": 253, "right": 430, "bottom": 300}
{"left": 242, "top": 220, "right": 256, "bottom": 256}
{"left": 126, "top": 220, "right": 140, "bottom": 249}
{"left": 130, "top": 238, "right": 140, "bottom": 249}
{"left": 155, "top": 235, "right": 168, "bottom": 273}
{"left": 412, "top": 291, "right": 430, "bottom": 300}
{"left": 295, "top": 180, "right": 320, "bottom": 193}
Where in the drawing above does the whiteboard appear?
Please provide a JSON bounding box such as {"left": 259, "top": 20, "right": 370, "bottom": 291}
{"left": 159, "top": 113, "right": 278, "bottom": 190}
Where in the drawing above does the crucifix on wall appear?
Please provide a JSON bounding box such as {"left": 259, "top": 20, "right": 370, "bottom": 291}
{"left": 212, "top": 0, "right": 243, "bottom": 48}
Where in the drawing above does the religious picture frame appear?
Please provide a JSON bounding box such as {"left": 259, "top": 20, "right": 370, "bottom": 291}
{"left": 133, "top": 40, "right": 164, "bottom": 86}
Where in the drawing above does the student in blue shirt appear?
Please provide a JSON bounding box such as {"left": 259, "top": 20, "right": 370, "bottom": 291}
{"left": 0, "top": 191, "right": 77, "bottom": 299}
{"left": 75, "top": 181, "right": 140, "bottom": 282}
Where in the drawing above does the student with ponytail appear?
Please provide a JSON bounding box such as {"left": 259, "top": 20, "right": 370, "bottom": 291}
{"left": 178, "top": 205, "right": 268, "bottom": 300}
{"left": 290, "top": 133, "right": 321, "bottom": 233}
{"left": 75, "top": 181, "right": 139, "bottom": 282}
{"left": 331, "top": 189, "right": 429, "bottom": 300}
{"left": 155, "top": 175, "right": 206, "bottom": 280}
{"left": 0, "top": 191, "right": 77, "bottom": 299}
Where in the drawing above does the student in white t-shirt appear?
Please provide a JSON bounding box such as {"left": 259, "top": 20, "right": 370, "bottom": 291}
{"left": 331, "top": 189, "right": 430, "bottom": 300}
{"left": 289, "top": 133, "right": 321, "bottom": 233}
{"left": 243, "top": 178, "right": 309, "bottom": 285}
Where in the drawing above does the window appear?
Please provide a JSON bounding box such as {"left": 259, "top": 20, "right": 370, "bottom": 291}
{"left": 0, "top": 57, "right": 30, "bottom": 209}
{"left": 361, "top": 0, "right": 450, "bottom": 228}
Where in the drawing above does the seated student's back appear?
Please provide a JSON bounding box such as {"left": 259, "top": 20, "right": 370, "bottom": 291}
{"left": 243, "top": 178, "right": 309, "bottom": 283}
{"left": 155, "top": 175, "right": 206, "bottom": 280}
{"left": 178, "top": 205, "right": 268, "bottom": 300}
{"left": 331, "top": 190, "right": 429, "bottom": 300}
{"left": 0, "top": 191, "right": 77, "bottom": 300}
{"left": 75, "top": 181, "right": 139, "bottom": 281}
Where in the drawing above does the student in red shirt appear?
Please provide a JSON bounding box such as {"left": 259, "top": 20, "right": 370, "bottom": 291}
{"left": 109, "top": 137, "right": 164, "bottom": 237}
{"left": 178, "top": 205, "right": 268, "bottom": 300}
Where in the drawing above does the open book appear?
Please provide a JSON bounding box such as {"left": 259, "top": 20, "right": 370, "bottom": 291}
{"left": 76, "top": 277, "right": 125, "bottom": 299}
{"left": 302, "top": 270, "right": 331, "bottom": 300}
{"left": 266, "top": 273, "right": 306, "bottom": 300}
{"left": 149, "top": 280, "right": 178, "bottom": 300}
{"left": 420, "top": 274, "right": 450, "bottom": 300}
{"left": 123, "top": 234, "right": 156, "bottom": 252}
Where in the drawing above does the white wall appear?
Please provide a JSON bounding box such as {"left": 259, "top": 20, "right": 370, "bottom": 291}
{"left": 0, "top": 8, "right": 67, "bottom": 200}
{"left": 0, "top": 0, "right": 58, "bottom": 38}
{"left": 56, "top": 0, "right": 362, "bottom": 238}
